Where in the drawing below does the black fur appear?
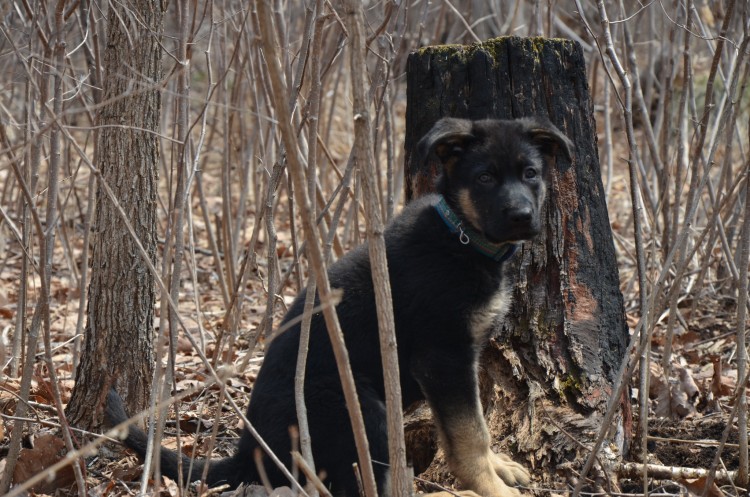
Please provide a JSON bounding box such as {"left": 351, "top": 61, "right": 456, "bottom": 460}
{"left": 106, "top": 117, "right": 572, "bottom": 496}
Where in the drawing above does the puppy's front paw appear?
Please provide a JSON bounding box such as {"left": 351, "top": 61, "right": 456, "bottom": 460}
{"left": 448, "top": 448, "right": 528, "bottom": 496}
{"left": 422, "top": 492, "right": 483, "bottom": 497}
{"left": 460, "top": 459, "right": 525, "bottom": 497}
{"left": 489, "top": 451, "right": 530, "bottom": 487}
{"left": 473, "top": 474, "right": 523, "bottom": 497}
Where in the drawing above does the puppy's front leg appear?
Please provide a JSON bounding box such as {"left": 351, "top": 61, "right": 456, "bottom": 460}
{"left": 437, "top": 404, "right": 528, "bottom": 497}
{"left": 413, "top": 353, "right": 529, "bottom": 497}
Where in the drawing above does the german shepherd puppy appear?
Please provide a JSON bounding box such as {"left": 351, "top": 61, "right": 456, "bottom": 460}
{"left": 106, "top": 117, "right": 572, "bottom": 497}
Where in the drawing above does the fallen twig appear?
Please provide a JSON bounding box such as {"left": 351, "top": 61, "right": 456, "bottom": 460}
{"left": 614, "top": 461, "right": 737, "bottom": 486}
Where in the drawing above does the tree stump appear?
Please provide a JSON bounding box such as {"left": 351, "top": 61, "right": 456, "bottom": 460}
{"left": 404, "top": 36, "right": 630, "bottom": 486}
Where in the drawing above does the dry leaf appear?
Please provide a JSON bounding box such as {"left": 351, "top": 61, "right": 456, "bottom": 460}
{"left": 677, "top": 366, "right": 700, "bottom": 400}
{"left": 670, "top": 366, "right": 698, "bottom": 418}
{"left": 674, "top": 329, "right": 702, "bottom": 346}
{"left": 88, "top": 480, "right": 117, "bottom": 497}
{"left": 649, "top": 361, "right": 668, "bottom": 399}
{"left": 111, "top": 465, "right": 143, "bottom": 482}
{"left": 653, "top": 363, "right": 698, "bottom": 418}
{"left": 710, "top": 356, "right": 734, "bottom": 397}
{"left": 0, "top": 382, "right": 18, "bottom": 415}
{"left": 679, "top": 476, "right": 723, "bottom": 497}
{"left": 161, "top": 475, "right": 180, "bottom": 497}
{"left": 12, "top": 434, "right": 78, "bottom": 493}
{"left": 176, "top": 336, "right": 193, "bottom": 354}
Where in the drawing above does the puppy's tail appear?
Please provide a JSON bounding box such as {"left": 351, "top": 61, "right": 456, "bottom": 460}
{"left": 105, "top": 388, "right": 243, "bottom": 488}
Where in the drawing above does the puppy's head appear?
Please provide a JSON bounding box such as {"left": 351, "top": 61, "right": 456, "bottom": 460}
{"left": 417, "top": 117, "right": 572, "bottom": 243}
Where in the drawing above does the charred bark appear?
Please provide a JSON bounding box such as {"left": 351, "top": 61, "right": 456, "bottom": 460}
{"left": 404, "top": 36, "right": 630, "bottom": 484}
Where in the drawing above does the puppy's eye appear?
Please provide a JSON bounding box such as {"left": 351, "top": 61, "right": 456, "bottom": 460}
{"left": 524, "top": 168, "right": 539, "bottom": 179}
{"left": 477, "top": 173, "right": 494, "bottom": 184}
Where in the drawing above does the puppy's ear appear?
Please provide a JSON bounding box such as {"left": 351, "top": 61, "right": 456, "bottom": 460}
{"left": 518, "top": 117, "right": 574, "bottom": 162}
{"left": 416, "top": 118, "right": 475, "bottom": 166}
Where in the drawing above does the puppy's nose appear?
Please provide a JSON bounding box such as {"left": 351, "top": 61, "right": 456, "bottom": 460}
{"left": 509, "top": 206, "right": 533, "bottom": 226}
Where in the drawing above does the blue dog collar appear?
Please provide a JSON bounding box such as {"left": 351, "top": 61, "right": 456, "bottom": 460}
{"left": 434, "top": 195, "right": 517, "bottom": 263}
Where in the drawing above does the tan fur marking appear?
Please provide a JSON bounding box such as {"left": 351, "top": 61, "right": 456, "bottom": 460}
{"left": 457, "top": 189, "right": 481, "bottom": 231}
{"left": 435, "top": 407, "right": 529, "bottom": 497}
{"left": 424, "top": 492, "right": 483, "bottom": 497}
{"left": 470, "top": 284, "right": 511, "bottom": 343}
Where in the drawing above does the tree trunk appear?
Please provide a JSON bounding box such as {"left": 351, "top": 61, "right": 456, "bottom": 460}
{"left": 404, "top": 36, "right": 630, "bottom": 486}
{"left": 66, "top": 0, "right": 165, "bottom": 429}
